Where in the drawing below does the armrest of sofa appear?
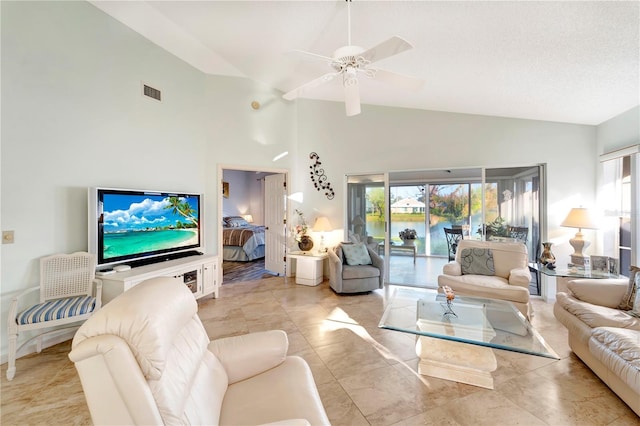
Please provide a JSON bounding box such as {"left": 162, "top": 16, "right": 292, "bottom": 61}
{"left": 442, "top": 262, "right": 461, "bottom": 276}
{"left": 565, "top": 278, "right": 630, "bottom": 309}
{"left": 327, "top": 248, "right": 342, "bottom": 270}
{"left": 508, "top": 267, "right": 531, "bottom": 288}
{"left": 208, "top": 330, "right": 288, "bottom": 384}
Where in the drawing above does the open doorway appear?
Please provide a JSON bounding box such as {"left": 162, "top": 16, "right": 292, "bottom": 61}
{"left": 219, "top": 166, "right": 288, "bottom": 284}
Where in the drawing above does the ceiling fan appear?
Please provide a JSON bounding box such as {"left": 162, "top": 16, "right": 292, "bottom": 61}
{"left": 282, "top": 0, "right": 423, "bottom": 116}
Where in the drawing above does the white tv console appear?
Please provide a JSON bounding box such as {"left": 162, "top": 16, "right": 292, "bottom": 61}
{"left": 99, "top": 254, "right": 219, "bottom": 304}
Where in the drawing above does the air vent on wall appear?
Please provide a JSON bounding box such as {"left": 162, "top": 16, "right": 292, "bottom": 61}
{"left": 142, "top": 83, "right": 162, "bottom": 102}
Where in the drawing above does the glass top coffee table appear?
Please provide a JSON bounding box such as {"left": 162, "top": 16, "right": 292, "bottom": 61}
{"left": 379, "top": 287, "right": 559, "bottom": 389}
{"left": 530, "top": 262, "right": 619, "bottom": 279}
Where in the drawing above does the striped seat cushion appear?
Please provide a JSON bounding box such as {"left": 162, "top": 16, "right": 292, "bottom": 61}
{"left": 17, "top": 296, "right": 96, "bottom": 325}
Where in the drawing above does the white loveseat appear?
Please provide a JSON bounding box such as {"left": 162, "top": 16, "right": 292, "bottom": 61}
{"left": 68, "top": 276, "right": 330, "bottom": 425}
{"left": 554, "top": 278, "right": 640, "bottom": 416}
{"left": 438, "top": 239, "right": 532, "bottom": 318}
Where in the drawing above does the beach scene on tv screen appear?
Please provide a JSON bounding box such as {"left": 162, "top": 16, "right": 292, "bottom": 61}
{"left": 102, "top": 194, "right": 199, "bottom": 260}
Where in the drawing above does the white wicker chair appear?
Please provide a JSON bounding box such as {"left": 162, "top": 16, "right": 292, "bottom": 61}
{"left": 6, "top": 252, "right": 102, "bottom": 380}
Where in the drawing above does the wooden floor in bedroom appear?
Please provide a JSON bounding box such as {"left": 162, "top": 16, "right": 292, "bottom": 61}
{"left": 222, "top": 258, "right": 275, "bottom": 283}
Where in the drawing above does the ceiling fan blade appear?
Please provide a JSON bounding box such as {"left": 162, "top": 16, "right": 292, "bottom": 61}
{"left": 360, "top": 36, "right": 413, "bottom": 65}
{"left": 282, "top": 72, "right": 340, "bottom": 101}
{"left": 344, "top": 79, "right": 361, "bottom": 117}
{"left": 286, "top": 49, "right": 334, "bottom": 63}
{"left": 371, "top": 68, "right": 424, "bottom": 91}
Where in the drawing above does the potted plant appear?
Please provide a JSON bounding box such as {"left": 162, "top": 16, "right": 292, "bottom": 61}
{"left": 399, "top": 228, "right": 417, "bottom": 246}
{"left": 293, "top": 209, "right": 313, "bottom": 251}
{"left": 477, "top": 217, "right": 508, "bottom": 238}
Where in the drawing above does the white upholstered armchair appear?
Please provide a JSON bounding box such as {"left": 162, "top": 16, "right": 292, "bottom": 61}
{"left": 68, "top": 276, "right": 329, "bottom": 425}
{"left": 437, "top": 240, "right": 532, "bottom": 318}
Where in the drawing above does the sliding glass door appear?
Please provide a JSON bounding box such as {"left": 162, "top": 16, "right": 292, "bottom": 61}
{"left": 426, "top": 182, "right": 485, "bottom": 256}
{"left": 345, "top": 166, "right": 545, "bottom": 292}
{"left": 346, "top": 172, "right": 388, "bottom": 249}
{"left": 484, "top": 166, "right": 543, "bottom": 262}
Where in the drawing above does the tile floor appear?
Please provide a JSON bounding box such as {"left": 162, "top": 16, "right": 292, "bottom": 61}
{"left": 2, "top": 276, "right": 638, "bottom": 425}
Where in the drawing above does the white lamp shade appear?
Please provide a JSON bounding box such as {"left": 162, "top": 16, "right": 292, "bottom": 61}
{"left": 560, "top": 208, "right": 598, "bottom": 230}
{"left": 242, "top": 214, "right": 254, "bottom": 223}
{"left": 313, "top": 216, "right": 333, "bottom": 232}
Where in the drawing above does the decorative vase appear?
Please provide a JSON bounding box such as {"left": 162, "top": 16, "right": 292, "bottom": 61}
{"left": 402, "top": 238, "right": 416, "bottom": 246}
{"left": 539, "top": 242, "right": 556, "bottom": 265}
{"left": 298, "top": 235, "right": 314, "bottom": 251}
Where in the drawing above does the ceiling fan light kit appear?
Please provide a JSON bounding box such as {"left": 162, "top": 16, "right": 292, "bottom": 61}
{"left": 282, "top": 0, "right": 423, "bottom": 117}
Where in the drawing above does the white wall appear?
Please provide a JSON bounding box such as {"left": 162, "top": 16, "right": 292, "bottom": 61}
{"left": 596, "top": 106, "right": 640, "bottom": 154}
{"left": 0, "top": 1, "right": 295, "bottom": 359}
{"left": 294, "top": 100, "right": 598, "bottom": 265}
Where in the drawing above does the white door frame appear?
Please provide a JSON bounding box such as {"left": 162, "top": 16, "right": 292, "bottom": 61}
{"left": 218, "top": 164, "right": 289, "bottom": 276}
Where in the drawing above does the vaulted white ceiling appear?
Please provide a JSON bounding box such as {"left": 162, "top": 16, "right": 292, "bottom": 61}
{"left": 91, "top": 0, "right": 639, "bottom": 125}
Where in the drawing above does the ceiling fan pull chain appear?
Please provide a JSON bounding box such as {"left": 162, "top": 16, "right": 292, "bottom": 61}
{"left": 346, "top": 0, "right": 352, "bottom": 46}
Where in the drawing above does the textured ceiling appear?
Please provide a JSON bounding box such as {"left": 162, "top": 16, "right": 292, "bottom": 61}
{"left": 91, "top": 0, "right": 639, "bottom": 125}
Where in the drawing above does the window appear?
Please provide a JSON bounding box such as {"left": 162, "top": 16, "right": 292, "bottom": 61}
{"left": 600, "top": 146, "right": 639, "bottom": 273}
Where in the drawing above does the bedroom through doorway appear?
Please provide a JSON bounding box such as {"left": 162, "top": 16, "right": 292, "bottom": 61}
{"left": 219, "top": 166, "right": 288, "bottom": 284}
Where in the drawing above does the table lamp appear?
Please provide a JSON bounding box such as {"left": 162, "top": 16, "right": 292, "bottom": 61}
{"left": 313, "top": 216, "right": 333, "bottom": 253}
{"left": 560, "top": 207, "right": 598, "bottom": 264}
{"left": 242, "top": 214, "right": 254, "bottom": 223}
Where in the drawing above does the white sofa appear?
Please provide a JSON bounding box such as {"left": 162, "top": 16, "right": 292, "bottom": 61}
{"left": 437, "top": 239, "right": 532, "bottom": 318}
{"left": 554, "top": 278, "right": 640, "bottom": 416}
{"left": 68, "top": 276, "right": 330, "bottom": 425}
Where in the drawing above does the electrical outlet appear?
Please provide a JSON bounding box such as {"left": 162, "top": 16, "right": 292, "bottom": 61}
{"left": 2, "top": 230, "right": 14, "bottom": 244}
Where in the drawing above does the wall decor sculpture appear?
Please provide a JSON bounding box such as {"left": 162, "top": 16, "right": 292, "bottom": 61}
{"left": 309, "top": 152, "right": 335, "bottom": 200}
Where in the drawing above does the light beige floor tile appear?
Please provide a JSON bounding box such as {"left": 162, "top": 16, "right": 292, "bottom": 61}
{"left": 313, "top": 334, "right": 391, "bottom": 380}
{"left": 492, "top": 348, "right": 558, "bottom": 385}
{"left": 365, "top": 328, "right": 419, "bottom": 364}
{"left": 293, "top": 347, "right": 337, "bottom": 386}
{"left": 390, "top": 361, "right": 482, "bottom": 408}
{"left": 285, "top": 330, "right": 314, "bottom": 353}
{"left": 390, "top": 406, "right": 465, "bottom": 426}
{"left": 439, "top": 390, "right": 547, "bottom": 425}
{"left": 3, "top": 276, "right": 638, "bottom": 426}
{"left": 339, "top": 364, "right": 435, "bottom": 425}
{"left": 498, "top": 357, "right": 634, "bottom": 425}
{"left": 317, "top": 379, "right": 370, "bottom": 426}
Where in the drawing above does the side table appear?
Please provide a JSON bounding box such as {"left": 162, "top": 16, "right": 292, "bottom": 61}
{"left": 287, "top": 251, "right": 328, "bottom": 286}
{"left": 531, "top": 263, "right": 620, "bottom": 294}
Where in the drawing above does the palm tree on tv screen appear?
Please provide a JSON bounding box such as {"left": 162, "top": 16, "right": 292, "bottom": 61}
{"left": 165, "top": 197, "right": 198, "bottom": 227}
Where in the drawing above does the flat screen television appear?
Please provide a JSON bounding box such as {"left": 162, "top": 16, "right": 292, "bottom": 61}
{"left": 88, "top": 187, "right": 203, "bottom": 269}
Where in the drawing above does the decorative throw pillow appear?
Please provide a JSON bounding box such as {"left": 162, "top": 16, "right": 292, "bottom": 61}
{"left": 460, "top": 248, "right": 495, "bottom": 276}
{"left": 628, "top": 273, "right": 640, "bottom": 318}
{"left": 225, "top": 217, "right": 248, "bottom": 227}
{"left": 342, "top": 243, "right": 372, "bottom": 266}
{"left": 618, "top": 265, "right": 640, "bottom": 310}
